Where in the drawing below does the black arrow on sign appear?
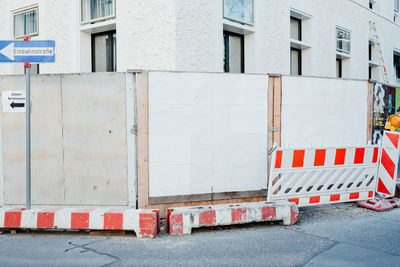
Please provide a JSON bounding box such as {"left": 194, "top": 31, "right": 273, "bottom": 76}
{"left": 10, "top": 102, "right": 25, "bottom": 109}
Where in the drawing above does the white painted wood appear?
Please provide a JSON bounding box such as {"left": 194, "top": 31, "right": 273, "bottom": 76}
{"left": 148, "top": 72, "right": 268, "bottom": 197}
{"left": 62, "top": 73, "right": 128, "bottom": 205}
{"left": 125, "top": 73, "right": 137, "bottom": 208}
{"left": 281, "top": 76, "right": 368, "bottom": 147}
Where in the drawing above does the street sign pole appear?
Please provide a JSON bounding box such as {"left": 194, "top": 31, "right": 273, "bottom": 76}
{"left": 25, "top": 62, "right": 31, "bottom": 210}
{"left": 24, "top": 36, "right": 31, "bottom": 210}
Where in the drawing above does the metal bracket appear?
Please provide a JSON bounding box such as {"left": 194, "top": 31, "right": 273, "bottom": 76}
{"left": 268, "top": 126, "right": 279, "bottom": 132}
{"left": 130, "top": 124, "right": 138, "bottom": 135}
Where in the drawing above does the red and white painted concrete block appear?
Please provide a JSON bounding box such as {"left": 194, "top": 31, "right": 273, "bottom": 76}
{"left": 0, "top": 208, "right": 160, "bottom": 238}
{"left": 167, "top": 201, "right": 299, "bottom": 236}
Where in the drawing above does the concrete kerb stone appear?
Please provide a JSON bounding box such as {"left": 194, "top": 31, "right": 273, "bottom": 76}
{"left": 0, "top": 208, "right": 160, "bottom": 238}
{"left": 167, "top": 201, "right": 299, "bottom": 236}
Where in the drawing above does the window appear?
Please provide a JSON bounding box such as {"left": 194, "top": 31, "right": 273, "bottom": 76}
{"left": 223, "top": 31, "right": 244, "bottom": 73}
{"left": 13, "top": 7, "right": 38, "bottom": 38}
{"left": 394, "top": 51, "right": 400, "bottom": 80}
{"left": 291, "top": 48, "right": 301, "bottom": 75}
{"left": 336, "top": 59, "right": 342, "bottom": 78}
{"left": 395, "top": 0, "right": 399, "bottom": 12}
{"left": 81, "top": 0, "right": 115, "bottom": 24}
{"left": 92, "top": 31, "right": 116, "bottom": 72}
{"left": 290, "top": 17, "right": 301, "bottom": 41}
{"left": 336, "top": 28, "right": 351, "bottom": 54}
{"left": 224, "top": 0, "right": 254, "bottom": 25}
{"left": 369, "top": 0, "right": 374, "bottom": 9}
{"left": 369, "top": 44, "right": 373, "bottom": 61}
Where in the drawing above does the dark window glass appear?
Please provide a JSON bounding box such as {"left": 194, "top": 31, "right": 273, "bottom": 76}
{"left": 92, "top": 31, "right": 116, "bottom": 72}
{"left": 224, "top": 31, "right": 244, "bottom": 73}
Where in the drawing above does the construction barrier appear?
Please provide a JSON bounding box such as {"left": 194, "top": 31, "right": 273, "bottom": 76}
{"left": 376, "top": 131, "right": 400, "bottom": 197}
{"left": 167, "top": 201, "right": 298, "bottom": 236}
{"left": 0, "top": 208, "right": 160, "bottom": 238}
{"left": 267, "top": 145, "right": 380, "bottom": 206}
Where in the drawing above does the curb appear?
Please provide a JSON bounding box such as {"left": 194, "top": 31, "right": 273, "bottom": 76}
{"left": 167, "top": 201, "right": 299, "bottom": 236}
{"left": 0, "top": 208, "right": 160, "bottom": 238}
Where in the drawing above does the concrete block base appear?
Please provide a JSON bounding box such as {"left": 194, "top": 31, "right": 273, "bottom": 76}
{"left": 0, "top": 208, "right": 160, "bottom": 238}
{"left": 167, "top": 201, "right": 299, "bottom": 236}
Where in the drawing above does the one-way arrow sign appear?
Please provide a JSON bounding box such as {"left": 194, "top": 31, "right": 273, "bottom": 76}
{"left": 10, "top": 101, "right": 25, "bottom": 109}
{"left": 0, "top": 40, "right": 55, "bottom": 63}
{"left": 2, "top": 91, "right": 26, "bottom": 113}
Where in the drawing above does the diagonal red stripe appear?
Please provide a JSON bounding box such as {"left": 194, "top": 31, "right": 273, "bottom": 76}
{"left": 386, "top": 133, "right": 399, "bottom": 149}
{"left": 381, "top": 149, "right": 395, "bottom": 179}
{"left": 377, "top": 178, "right": 391, "bottom": 195}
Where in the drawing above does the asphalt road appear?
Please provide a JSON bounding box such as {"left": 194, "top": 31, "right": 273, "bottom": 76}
{"left": 0, "top": 203, "right": 399, "bottom": 266}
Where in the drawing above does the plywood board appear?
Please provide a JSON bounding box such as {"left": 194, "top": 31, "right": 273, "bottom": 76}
{"left": 0, "top": 75, "right": 28, "bottom": 204}
{"left": 62, "top": 73, "right": 128, "bottom": 205}
{"left": 281, "top": 76, "right": 368, "bottom": 147}
{"left": 148, "top": 72, "right": 268, "bottom": 198}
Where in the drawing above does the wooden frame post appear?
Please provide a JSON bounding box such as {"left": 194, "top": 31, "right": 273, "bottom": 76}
{"left": 137, "top": 70, "right": 149, "bottom": 209}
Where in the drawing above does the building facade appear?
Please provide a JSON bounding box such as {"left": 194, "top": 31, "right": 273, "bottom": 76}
{"left": 0, "top": 0, "right": 400, "bottom": 86}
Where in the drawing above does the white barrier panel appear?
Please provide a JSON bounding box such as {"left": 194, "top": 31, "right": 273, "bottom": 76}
{"left": 376, "top": 131, "right": 400, "bottom": 198}
{"left": 267, "top": 145, "right": 380, "bottom": 207}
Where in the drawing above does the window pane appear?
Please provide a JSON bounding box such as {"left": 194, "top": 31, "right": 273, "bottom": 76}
{"left": 290, "top": 18, "right": 301, "bottom": 40}
{"left": 224, "top": 0, "right": 254, "bottom": 24}
{"left": 93, "top": 32, "right": 116, "bottom": 72}
{"left": 94, "top": 35, "right": 108, "bottom": 72}
{"left": 395, "top": 0, "right": 399, "bottom": 12}
{"left": 336, "top": 28, "right": 351, "bottom": 54}
{"left": 25, "top": 10, "right": 37, "bottom": 35}
{"left": 291, "top": 49, "right": 300, "bottom": 75}
{"left": 14, "top": 14, "right": 24, "bottom": 37}
{"left": 229, "top": 35, "right": 242, "bottom": 73}
{"left": 82, "top": 0, "right": 114, "bottom": 22}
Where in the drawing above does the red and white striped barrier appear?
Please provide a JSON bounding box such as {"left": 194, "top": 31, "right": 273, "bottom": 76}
{"left": 0, "top": 208, "right": 160, "bottom": 238}
{"left": 376, "top": 131, "right": 400, "bottom": 198}
{"left": 167, "top": 201, "right": 299, "bottom": 236}
{"left": 267, "top": 145, "right": 380, "bottom": 207}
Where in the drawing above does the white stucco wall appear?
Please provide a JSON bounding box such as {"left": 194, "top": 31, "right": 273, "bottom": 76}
{"left": 0, "top": 0, "right": 399, "bottom": 85}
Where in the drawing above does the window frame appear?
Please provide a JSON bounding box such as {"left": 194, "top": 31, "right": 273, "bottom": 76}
{"left": 336, "top": 27, "right": 351, "bottom": 55}
{"left": 223, "top": 0, "right": 254, "bottom": 26}
{"left": 91, "top": 30, "right": 117, "bottom": 72}
{"left": 13, "top": 6, "right": 39, "bottom": 39}
{"left": 223, "top": 31, "right": 245, "bottom": 73}
{"left": 394, "top": 50, "right": 400, "bottom": 80}
{"left": 80, "top": 0, "right": 116, "bottom": 25}
{"left": 395, "top": 0, "right": 400, "bottom": 12}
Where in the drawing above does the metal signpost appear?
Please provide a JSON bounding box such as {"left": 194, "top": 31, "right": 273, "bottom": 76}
{"left": 0, "top": 37, "right": 55, "bottom": 209}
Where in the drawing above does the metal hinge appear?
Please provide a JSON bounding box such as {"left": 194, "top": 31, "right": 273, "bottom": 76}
{"left": 268, "top": 126, "right": 279, "bottom": 132}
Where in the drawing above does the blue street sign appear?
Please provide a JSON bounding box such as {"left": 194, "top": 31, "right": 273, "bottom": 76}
{"left": 0, "top": 40, "right": 55, "bottom": 63}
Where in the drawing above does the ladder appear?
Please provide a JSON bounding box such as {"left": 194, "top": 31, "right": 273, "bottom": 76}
{"left": 369, "top": 21, "right": 388, "bottom": 84}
